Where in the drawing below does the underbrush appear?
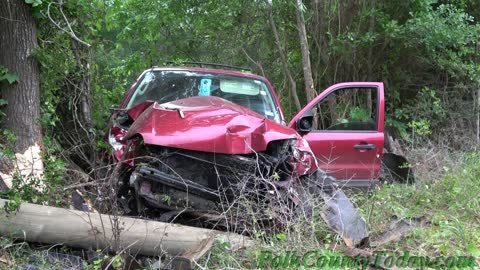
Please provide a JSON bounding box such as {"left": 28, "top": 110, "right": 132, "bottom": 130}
{"left": 356, "top": 151, "right": 480, "bottom": 257}
{"left": 201, "top": 152, "right": 480, "bottom": 269}
{"left": 1, "top": 152, "right": 478, "bottom": 269}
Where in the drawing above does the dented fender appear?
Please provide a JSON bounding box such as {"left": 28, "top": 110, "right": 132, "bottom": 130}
{"left": 117, "top": 97, "right": 318, "bottom": 175}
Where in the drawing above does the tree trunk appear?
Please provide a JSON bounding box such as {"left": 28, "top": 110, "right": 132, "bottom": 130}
{"left": 475, "top": 43, "right": 479, "bottom": 145}
{"left": 477, "top": 88, "right": 480, "bottom": 144}
{"left": 266, "top": 2, "right": 301, "bottom": 112}
{"left": 295, "top": 0, "right": 317, "bottom": 103}
{"left": 0, "top": 0, "right": 44, "bottom": 188}
{"left": 365, "top": 1, "right": 375, "bottom": 115}
{"left": 70, "top": 38, "right": 93, "bottom": 131}
{"left": 0, "top": 199, "right": 252, "bottom": 258}
{"left": 311, "top": 0, "right": 329, "bottom": 85}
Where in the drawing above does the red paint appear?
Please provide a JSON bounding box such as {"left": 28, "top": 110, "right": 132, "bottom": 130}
{"left": 302, "top": 132, "right": 384, "bottom": 179}
{"left": 289, "top": 82, "right": 385, "bottom": 179}
{"left": 123, "top": 96, "right": 299, "bottom": 154}
{"left": 288, "top": 82, "right": 384, "bottom": 130}
{"left": 109, "top": 66, "right": 386, "bottom": 181}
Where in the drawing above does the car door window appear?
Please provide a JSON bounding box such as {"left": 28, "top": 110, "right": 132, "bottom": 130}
{"left": 313, "top": 87, "right": 378, "bottom": 131}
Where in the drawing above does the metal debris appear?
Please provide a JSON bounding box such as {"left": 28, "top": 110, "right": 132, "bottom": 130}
{"left": 371, "top": 215, "right": 428, "bottom": 247}
{"left": 320, "top": 189, "right": 369, "bottom": 247}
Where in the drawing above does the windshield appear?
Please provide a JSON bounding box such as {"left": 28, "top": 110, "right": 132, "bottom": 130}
{"left": 126, "top": 70, "right": 282, "bottom": 123}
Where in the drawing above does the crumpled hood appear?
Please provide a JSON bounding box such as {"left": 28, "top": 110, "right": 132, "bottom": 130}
{"left": 124, "top": 96, "right": 301, "bottom": 154}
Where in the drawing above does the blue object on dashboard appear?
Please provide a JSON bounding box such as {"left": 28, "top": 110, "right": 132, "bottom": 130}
{"left": 199, "top": 79, "right": 212, "bottom": 96}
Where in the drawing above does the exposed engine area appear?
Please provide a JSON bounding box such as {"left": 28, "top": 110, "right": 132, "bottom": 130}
{"left": 121, "top": 140, "right": 303, "bottom": 224}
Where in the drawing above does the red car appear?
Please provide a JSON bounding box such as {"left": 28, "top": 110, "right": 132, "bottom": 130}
{"left": 107, "top": 65, "right": 385, "bottom": 223}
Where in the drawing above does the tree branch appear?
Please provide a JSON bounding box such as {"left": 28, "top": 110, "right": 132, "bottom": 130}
{"left": 45, "top": 2, "right": 91, "bottom": 47}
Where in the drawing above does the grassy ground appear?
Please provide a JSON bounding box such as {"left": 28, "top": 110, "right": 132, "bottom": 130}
{"left": 1, "top": 152, "right": 479, "bottom": 269}
{"left": 356, "top": 152, "right": 480, "bottom": 258}
{"left": 202, "top": 151, "right": 480, "bottom": 269}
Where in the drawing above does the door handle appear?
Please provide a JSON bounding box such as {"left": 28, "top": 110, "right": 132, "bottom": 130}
{"left": 353, "top": 143, "right": 376, "bottom": 150}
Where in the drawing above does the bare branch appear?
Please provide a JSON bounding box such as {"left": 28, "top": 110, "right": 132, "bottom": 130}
{"left": 45, "top": 2, "right": 91, "bottom": 47}
{"left": 241, "top": 48, "right": 265, "bottom": 77}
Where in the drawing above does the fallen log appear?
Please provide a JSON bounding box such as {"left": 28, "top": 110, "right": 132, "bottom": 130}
{"left": 0, "top": 199, "right": 251, "bottom": 259}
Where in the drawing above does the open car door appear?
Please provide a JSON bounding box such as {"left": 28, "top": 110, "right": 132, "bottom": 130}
{"left": 289, "top": 82, "right": 385, "bottom": 185}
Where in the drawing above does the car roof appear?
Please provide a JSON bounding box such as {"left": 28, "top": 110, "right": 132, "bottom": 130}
{"left": 147, "top": 66, "right": 269, "bottom": 81}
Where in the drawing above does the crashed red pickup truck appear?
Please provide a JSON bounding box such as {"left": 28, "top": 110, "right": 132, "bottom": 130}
{"left": 107, "top": 65, "right": 391, "bottom": 242}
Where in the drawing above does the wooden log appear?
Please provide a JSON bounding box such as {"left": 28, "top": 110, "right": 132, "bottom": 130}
{"left": 0, "top": 199, "right": 251, "bottom": 257}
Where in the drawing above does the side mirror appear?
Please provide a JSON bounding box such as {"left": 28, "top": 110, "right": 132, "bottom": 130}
{"left": 296, "top": 110, "right": 314, "bottom": 132}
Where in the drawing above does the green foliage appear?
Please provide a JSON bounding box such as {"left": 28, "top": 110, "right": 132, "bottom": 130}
{"left": 1, "top": 173, "right": 48, "bottom": 207}
{"left": 0, "top": 66, "right": 18, "bottom": 85}
{"left": 275, "top": 232, "right": 287, "bottom": 242}
{"left": 41, "top": 137, "right": 66, "bottom": 205}
{"left": 0, "top": 66, "right": 18, "bottom": 121}
{"left": 4, "top": 192, "right": 23, "bottom": 213}
{"left": 1, "top": 0, "right": 479, "bottom": 265}
{"left": 0, "top": 129, "right": 17, "bottom": 158}
{"left": 34, "top": 27, "right": 76, "bottom": 129}
{"left": 83, "top": 252, "right": 125, "bottom": 270}
{"left": 203, "top": 237, "right": 240, "bottom": 269}
{"left": 416, "top": 87, "right": 445, "bottom": 119}
{"left": 355, "top": 152, "right": 480, "bottom": 256}
{"left": 391, "top": 87, "right": 447, "bottom": 142}
{"left": 350, "top": 107, "right": 370, "bottom": 122}
{"left": 42, "top": 154, "right": 66, "bottom": 194}
{"left": 0, "top": 136, "right": 65, "bottom": 208}
{"left": 408, "top": 119, "right": 432, "bottom": 136}
{"left": 408, "top": 3, "right": 479, "bottom": 70}
{"left": 27, "top": 0, "right": 480, "bottom": 147}
{"left": 24, "top": 0, "right": 42, "bottom": 7}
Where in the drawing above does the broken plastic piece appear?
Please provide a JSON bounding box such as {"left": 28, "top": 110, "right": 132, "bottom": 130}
{"left": 320, "top": 189, "right": 369, "bottom": 247}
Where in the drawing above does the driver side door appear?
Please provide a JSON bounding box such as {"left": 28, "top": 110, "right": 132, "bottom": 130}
{"left": 289, "top": 82, "right": 385, "bottom": 183}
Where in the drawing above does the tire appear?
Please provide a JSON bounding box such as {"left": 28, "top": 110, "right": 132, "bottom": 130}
{"left": 380, "top": 160, "right": 395, "bottom": 184}
{"left": 381, "top": 153, "right": 415, "bottom": 184}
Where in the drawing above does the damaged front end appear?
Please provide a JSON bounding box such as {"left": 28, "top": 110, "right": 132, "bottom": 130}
{"left": 108, "top": 97, "right": 319, "bottom": 222}
{"left": 121, "top": 138, "right": 316, "bottom": 224}
{"left": 110, "top": 96, "right": 368, "bottom": 244}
